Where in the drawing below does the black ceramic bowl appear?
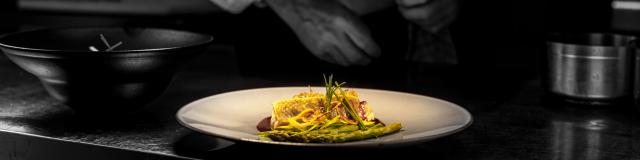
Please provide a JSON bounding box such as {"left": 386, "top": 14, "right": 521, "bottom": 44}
{"left": 0, "top": 27, "right": 213, "bottom": 114}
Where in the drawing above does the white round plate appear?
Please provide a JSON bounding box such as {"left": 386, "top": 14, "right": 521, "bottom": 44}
{"left": 176, "top": 87, "right": 472, "bottom": 147}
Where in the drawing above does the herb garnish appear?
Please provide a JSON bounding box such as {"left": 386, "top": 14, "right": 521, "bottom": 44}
{"left": 323, "top": 74, "right": 366, "bottom": 130}
{"left": 336, "top": 83, "right": 366, "bottom": 130}
{"left": 323, "top": 74, "right": 335, "bottom": 114}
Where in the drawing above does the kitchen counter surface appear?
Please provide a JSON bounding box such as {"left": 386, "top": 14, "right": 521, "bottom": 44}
{"left": 0, "top": 44, "right": 639, "bottom": 160}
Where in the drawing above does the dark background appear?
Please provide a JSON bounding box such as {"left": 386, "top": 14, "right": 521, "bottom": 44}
{"left": 0, "top": 0, "right": 622, "bottom": 80}
{"left": 0, "top": 0, "right": 638, "bottom": 159}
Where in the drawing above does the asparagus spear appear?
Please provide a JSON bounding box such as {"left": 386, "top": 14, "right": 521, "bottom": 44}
{"left": 259, "top": 123, "right": 402, "bottom": 143}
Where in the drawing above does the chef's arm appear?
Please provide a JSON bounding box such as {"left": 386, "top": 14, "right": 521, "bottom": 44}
{"left": 265, "top": 0, "right": 380, "bottom": 66}
{"left": 338, "top": 0, "right": 396, "bottom": 15}
{"left": 208, "top": 0, "right": 396, "bottom": 15}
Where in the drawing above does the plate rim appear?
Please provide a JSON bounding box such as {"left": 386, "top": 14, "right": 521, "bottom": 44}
{"left": 176, "top": 86, "right": 473, "bottom": 147}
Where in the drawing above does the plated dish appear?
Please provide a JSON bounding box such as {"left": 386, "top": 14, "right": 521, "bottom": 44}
{"left": 257, "top": 77, "right": 403, "bottom": 143}
{"left": 177, "top": 86, "right": 472, "bottom": 147}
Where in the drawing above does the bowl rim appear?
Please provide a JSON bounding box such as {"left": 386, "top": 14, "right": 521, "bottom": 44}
{"left": 0, "top": 26, "right": 214, "bottom": 55}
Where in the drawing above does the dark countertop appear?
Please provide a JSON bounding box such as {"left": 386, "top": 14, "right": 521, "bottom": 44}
{"left": 1, "top": 43, "right": 640, "bottom": 160}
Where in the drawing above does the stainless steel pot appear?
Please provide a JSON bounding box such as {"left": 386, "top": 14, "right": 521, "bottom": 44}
{"left": 547, "top": 33, "right": 635, "bottom": 104}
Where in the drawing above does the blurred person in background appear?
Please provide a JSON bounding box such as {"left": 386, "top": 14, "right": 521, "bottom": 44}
{"left": 210, "top": 0, "right": 458, "bottom": 67}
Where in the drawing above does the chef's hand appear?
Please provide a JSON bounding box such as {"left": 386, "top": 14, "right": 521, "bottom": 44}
{"left": 396, "top": 0, "right": 457, "bottom": 33}
{"left": 266, "top": 0, "right": 380, "bottom": 66}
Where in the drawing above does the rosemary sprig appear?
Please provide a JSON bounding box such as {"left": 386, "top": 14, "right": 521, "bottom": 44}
{"left": 323, "top": 74, "right": 334, "bottom": 113}
{"left": 336, "top": 82, "right": 366, "bottom": 130}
